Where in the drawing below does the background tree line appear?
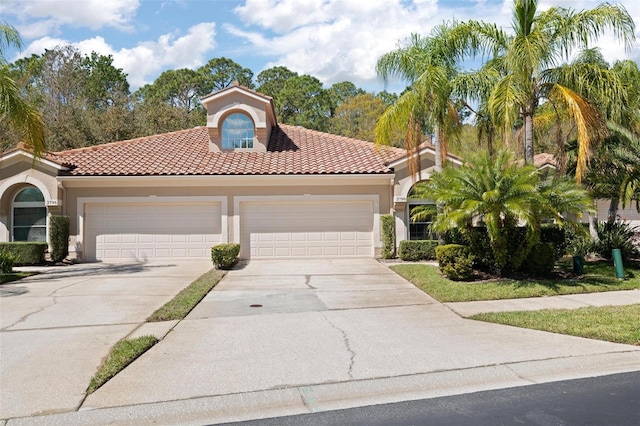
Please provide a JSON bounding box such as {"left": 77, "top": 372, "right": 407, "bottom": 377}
{"left": 1, "top": 45, "right": 402, "bottom": 152}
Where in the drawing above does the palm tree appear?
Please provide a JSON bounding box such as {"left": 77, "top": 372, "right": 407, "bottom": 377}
{"left": 452, "top": 0, "right": 635, "bottom": 182}
{"left": 0, "top": 22, "right": 46, "bottom": 156}
{"left": 375, "top": 28, "right": 463, "bottom": 174}
{"left": 412, "top": 150, "right": 592, "bottom": 272}
{"left": 608, "top": 122, "right": 640, "bottom": 211}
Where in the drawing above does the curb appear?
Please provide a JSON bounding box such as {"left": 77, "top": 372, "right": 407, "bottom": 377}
{"left": 7, "top": 351, "right": 640, "bottom": 425}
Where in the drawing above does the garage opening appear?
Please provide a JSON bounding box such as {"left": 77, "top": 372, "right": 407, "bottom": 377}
{"left": 84, "top": 202, "right": 222, "bottom": 261}
{"left": 240, "top": 200, "right": 374, "bottom": 259}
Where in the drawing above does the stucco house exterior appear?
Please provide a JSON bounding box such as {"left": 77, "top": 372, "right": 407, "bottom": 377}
{"left": 532, "top": 153, "right": 640, "bottom": 229}
{"left": 0, "top": 83, "right": 461, "bottom": 262}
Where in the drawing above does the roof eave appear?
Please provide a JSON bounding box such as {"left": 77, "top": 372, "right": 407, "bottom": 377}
{"left": 1, "top": 149, "right": 70, "bottom": 171}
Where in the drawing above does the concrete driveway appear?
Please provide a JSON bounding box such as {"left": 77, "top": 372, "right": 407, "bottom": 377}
{"left": 0, "top": 261, "right": 212, "bottom": 420}
{"left": 75, "top": 258, "right": 640, "bottom": 424}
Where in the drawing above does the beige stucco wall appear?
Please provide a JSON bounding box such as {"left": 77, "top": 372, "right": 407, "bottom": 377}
{"left": 60, "top": 175, "right": 392, "bottom": 260}
{"left": 204, "top": 90, "right": 275, "bottom": 153}
{"left": 595, "top": 199, "right": 640, "bottom": 227}
{"left": 0, "top": 159, "right": 62, "bottom": 243}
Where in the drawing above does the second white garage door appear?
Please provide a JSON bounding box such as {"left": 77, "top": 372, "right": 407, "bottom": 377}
{"left": 84, "top": 203, "right": 222, "bottom": 261}
{"left": 240, "top": 201, "right": 374, "bottom": 258}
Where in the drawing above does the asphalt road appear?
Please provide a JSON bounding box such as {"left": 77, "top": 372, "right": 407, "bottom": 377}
{"left": 223, "top": 371, "right": 640, "bottom": 426}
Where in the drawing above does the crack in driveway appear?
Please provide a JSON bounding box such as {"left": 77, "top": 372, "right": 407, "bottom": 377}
{"left": 2, "top": 296, "right": 59, "bottom": 330}
{"left": 321, "top": 312, "right": 355, "bottom": 379}
{"left": 304, "top": 275, "right": 316, "bottom": 289}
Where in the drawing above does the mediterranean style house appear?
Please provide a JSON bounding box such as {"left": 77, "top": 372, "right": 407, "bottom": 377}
{"left": 0, "top": 83, "right": 461, "bottom": 262}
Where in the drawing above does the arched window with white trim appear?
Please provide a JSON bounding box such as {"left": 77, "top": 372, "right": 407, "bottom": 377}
{"left": 222, "top": 113, "right": 254, "bottom": 149}
{"left": 12, "top": 187, "right": 47, "bottom": 242}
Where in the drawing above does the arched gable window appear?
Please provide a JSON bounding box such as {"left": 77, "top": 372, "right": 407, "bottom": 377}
{"left": 12, "top": 187, "right": 47, "bottom": 242}
{"left": 221, "top": 113, "right": 254, "bottom": 149}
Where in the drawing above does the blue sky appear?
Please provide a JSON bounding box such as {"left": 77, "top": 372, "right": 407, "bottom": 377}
{"left": 2, "top": 0, "right": 639, "bottom": 93}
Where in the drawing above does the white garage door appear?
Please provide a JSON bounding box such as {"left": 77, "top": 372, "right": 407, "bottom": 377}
{"left": 85, "top": 203, "right": 222, "bottom": 261}
{"left": 241, "top": 201, "right": 373, "bottom": 258}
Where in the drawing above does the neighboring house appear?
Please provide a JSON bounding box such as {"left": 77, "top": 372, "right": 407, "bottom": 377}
{"left": 533, "top": 153, "right": 640, "bottom": 228}
{"left": 0, "top": 83, "right": 460, "bottom": 262}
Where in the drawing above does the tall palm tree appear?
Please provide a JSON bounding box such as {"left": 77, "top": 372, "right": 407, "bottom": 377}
{"left": 453, "top": 0, "right": 635, "bottom": 182}
{"left": 413, "top": 150, "right": 592, "bottom": 272}
{"left": 0, "top": 22, "right": 46, "bottom": 156}
{"left": 375, "top": 28, "right": 463, "bottom": 174}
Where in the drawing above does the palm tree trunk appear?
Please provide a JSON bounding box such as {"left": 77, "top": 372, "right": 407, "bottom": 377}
{"left": 589, "top": 214, "right": 599, "bottom": 242}
{"left": 524, "top": 113, "right": 534, "bottom": 164}
{"left": 607, "top": 197, "right": 619, "bottom": 223}
{"left": 433, "top": 126, "right": 442, "bottom": 172}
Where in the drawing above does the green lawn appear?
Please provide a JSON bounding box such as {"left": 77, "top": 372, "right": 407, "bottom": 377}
{"left": 88, "top": 335, "right": 159, "bottom": 393}
{"left": 0, "top": 272, "right": 39, "bottom": 284}
{"left": 390, "top": 260, "right": 640, "bottom": 303}
{"left": 471, "top": 304, "right": 640, "bottom": 346}
{"left": 147, "top": 269, "right": 225, "bottom": 322}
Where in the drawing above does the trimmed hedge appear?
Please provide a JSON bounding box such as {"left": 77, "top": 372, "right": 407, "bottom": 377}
{"left": 0, "top": 242, "right": 47, "bottom": 266}
{"left": 521, "top": 242, "right": 556, "bottom": 276}
{"left": 49, "top": 215, "right": 70, "bottom": 263}
{"left": 211, "top": 243, "right": 240, "bottom": 269}
{"left": 0, "top": 251, "right": 15, "bottom": 273}
{"left": 398, "top": 240, "right": 439, "bottom": 261}
{"left": 435, "top": 244, "right": 474, "bottom": 281}
{"left": 381, "top": 214, "right": 395, "bottom": 259}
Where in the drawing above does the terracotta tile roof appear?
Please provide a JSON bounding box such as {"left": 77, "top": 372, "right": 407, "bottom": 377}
{"left": 53, "top": 125, "right": 406, "bottom": 176}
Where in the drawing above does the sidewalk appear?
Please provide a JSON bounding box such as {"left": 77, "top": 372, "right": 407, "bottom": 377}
{"left": 446, "top": 289, "right": 640, "bottom": 317}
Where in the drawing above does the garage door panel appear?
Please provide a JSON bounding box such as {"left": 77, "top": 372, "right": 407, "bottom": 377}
{"left": 85, "top": 203, "right": 222, "bottom": 261}
{"left": 241, "top": 201, "right": 373, "bottom": 259}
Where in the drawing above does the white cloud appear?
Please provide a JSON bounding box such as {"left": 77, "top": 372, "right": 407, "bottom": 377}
{"left": 7, "top": 0, "right": 141, "bottom": 31}
{"left": 229, "top": 0, "right": 499, "bottom": 88}
{"left": 14, "top": 19, "right": 61, "bottom": 39}
{"left": 230, "top": 0, "right": 639, "bottom": 91}
{"left": 18, "top": 23, "right": 217, "bottom": 90}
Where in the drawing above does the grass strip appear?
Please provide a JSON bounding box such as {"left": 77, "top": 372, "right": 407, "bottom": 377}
{"left": 391, "top": 261, "right": 640, "bottom": 303}
{"left": 88, "top": 335, "right": 159, "bottom": 393}
{"left": 470, "top": 304, "right": 640, "bottom": 346}
{"left": 147, "top": 269, "right": 225, "bottom": 322}
{"left": 0, "top": 272, "right": 39, "bottom": 284}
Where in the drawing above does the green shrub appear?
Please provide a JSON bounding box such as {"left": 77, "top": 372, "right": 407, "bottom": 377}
{"left": 540, "top": 224, "right": 566, "bottom": 260}
{"left": 521, "top": 242, "right": 556, "bottom": 276}
{"left": 0, "top": 251, "right": 15, "bottom": 273}
{"left": 595, "top": 222, "right": 639, "bottom": 261}
{"left": 462, "top": 227, "right": 495, "bottom": 270}
{"left": 0, "top": 242, "right": 47, "bottom": 266}
{"left": 500, "top": 226, "right": 535, "bottom": 272}
{"left": 211, "top": 243, "right": 240, "bottom": 269}
{"left": 435, "top": 244, "right": 474, "bottom": 281}
{"left": 567, "top": 235, "right": 594, "bottom": 258}
{"left": 398, "top": 240, "right": 439, "bottom": 261}
{"left": 443, "top": 228, "right": 465, "bottom": 245}
{"left": 381, "top": 214, "right": 395, "bottom": 259}
{"left": 49, "top": 215, "right": 70, "bottom": 263}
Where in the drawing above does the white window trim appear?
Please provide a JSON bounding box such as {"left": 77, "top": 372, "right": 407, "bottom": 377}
{"left": 11, "top": 192, "right": 48, "bottom": 243}
{"left": 77, "top": 196, "right": 228, "bottom": 259}
{"left": 407, "top": 199, "right": 436, "bottom": 240}
{"left": 232, "top": 195, "right": 381, "bottom": 248}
